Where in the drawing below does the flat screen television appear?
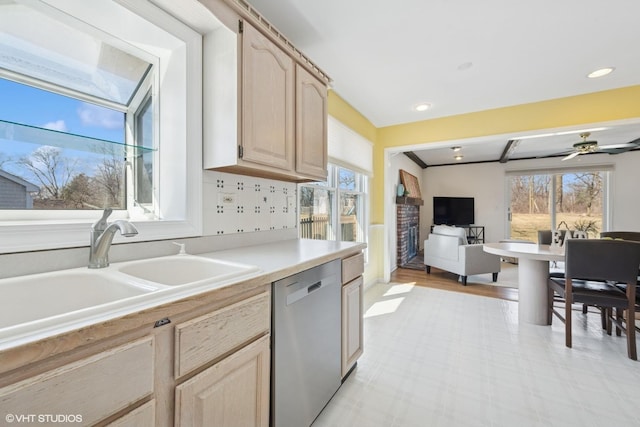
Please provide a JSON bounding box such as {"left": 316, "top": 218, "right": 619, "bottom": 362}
{"left": 433, "top": 197, "right": 475, "bottom": 226}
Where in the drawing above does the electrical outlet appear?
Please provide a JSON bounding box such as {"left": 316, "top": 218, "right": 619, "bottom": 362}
{"left": 218, "top": 193, "right": 236, "bottom": 204}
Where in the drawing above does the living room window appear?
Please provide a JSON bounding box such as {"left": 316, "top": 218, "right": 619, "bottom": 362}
{"left": 508, "top": 167, "right": 610, "bottom": 241}
{"left": 0, "top": 0, "right": 202, "bottom": 252}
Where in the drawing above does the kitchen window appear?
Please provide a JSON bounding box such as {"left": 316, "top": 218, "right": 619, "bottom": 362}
{"left": 0, "top": 0, "right": 202, "bottom": 253}
{"left": 300, "top": 164, "right": 368, "bottom": 245}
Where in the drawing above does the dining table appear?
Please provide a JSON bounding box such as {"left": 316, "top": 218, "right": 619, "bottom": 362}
{"left": 483, "top": 242, "right": 565, "bottom": 325}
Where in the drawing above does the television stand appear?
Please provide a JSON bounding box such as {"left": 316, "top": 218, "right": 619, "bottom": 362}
{"left": 430, "top": 224, "right": 485, "bottom": 244}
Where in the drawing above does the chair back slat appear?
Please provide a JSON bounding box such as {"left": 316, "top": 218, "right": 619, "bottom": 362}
{"left": 565, "top": 239, "right": 640, "bottom": 284}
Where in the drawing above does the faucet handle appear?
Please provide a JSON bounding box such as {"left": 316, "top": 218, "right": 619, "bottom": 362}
{"left": 92, "top": 208, "right": 113, "bottom": 231}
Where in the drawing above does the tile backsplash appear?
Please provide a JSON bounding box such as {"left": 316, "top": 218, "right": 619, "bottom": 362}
{"left": 203, "top": 171, "right": 297, "bottom": 236}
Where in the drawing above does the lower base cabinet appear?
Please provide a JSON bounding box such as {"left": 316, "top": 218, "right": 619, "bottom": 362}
{"left": 342, "top": 275, "right": 364, "bottom": 377}
{"left": 175, "top": 335, "right": 270, "bottom": 427}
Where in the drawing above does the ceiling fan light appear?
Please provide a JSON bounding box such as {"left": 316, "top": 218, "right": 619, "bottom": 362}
{"left": 587, "top": 67, "right": 615, "bottom": 78}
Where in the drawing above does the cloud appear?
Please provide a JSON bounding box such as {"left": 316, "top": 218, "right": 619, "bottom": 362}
{"left": 42, "top": 120, "right": 68, "bottom": 132}
{"left": 77, "top": 103, "right": 123, "bottom": 130}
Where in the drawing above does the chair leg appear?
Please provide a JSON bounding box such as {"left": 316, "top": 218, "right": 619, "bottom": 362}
{"left": 616, "top": 308, "right": 623, "bottom": 337}
{"left": 583, "top": 304, "right": 588, "bottom": 314}
{"left": 425, "top": 265, "right": 431, "bottom": 274}
{"left": 626, "top": 305, "right": 637, "bottom": 360}
{"left": 605, "top": 308, "right": 613, "bottom": 335}
{"left": 565, "top": 293, "right": 572, "bottom": 348}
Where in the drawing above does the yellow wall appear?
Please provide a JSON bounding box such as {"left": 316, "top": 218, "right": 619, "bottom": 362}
{"left": 328, "top": 91, "right": 378, "bottom": 143}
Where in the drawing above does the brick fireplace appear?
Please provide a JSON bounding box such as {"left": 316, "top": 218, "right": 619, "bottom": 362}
{"left": 396, "top": 202, "right": 421, "bottom": 267}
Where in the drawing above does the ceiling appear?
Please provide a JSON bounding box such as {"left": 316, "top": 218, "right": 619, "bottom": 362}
{"left": 244, "top": 0, "right": 640, "bottom": 165}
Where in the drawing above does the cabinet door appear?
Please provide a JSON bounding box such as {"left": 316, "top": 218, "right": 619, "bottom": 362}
{"left": 241, "top": 22, "right": 295, "bottom": 172}
{"left": 296, "top": 64, "right": 327, "bottom": 180}
{"left": 342, "top": 276, "right": 364, "bottom": 377}
{"left": 175, "top": 335, "right": 270, "bottom": 427}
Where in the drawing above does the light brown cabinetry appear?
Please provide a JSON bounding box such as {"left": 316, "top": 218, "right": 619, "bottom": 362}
{"left": 203, "top": 17, "right": 328, "bottom": 182}
{"left": 175, "top": 335, "right": 270, "bottom": 427}
{"left": 240, "top": 22, "right": 295, "bottom": 173}
{"left": 0, "top": 337, "right": 155, "bottom": 426}
{"left": 341, "top": 253, "right": 364, "bottom": 377}
{"left": 296, "top": 64, "right": 328, "bottom": 181}
{"left": 0, "top": 287, "right": 271, "bottom": 427}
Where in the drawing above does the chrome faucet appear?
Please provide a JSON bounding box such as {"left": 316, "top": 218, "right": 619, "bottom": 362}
{"left": 89, "top": 209, "right": 138, "bottom": 268}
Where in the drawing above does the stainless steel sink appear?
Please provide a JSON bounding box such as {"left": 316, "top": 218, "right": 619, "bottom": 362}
{"left": 116, "top": 255, "right": 260, "bottom": 286}
{"left": 0, "top": 270, "right": 156, "bottom": 329}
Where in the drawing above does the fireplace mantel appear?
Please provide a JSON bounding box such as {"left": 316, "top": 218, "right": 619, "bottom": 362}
{"left": 395, "top": 196, "right": 424, "bottom": 206}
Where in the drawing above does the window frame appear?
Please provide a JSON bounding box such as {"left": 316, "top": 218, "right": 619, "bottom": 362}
{"left": 299, "top": 164, "right": 369, "bottom": 252}
{"left": 0, "top": 0, "right": 203, "bottom": 253}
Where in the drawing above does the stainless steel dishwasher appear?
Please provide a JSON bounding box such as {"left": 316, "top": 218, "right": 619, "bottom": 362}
{"left": 272, "top": 259, "right": 341, "bottom": 427}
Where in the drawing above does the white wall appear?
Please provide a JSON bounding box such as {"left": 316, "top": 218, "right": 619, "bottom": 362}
{"left": 388, "top": 153, "right": 424, "bottom": 272}
{"left": 421, "top": 150, "right": 640, "bottom": 243}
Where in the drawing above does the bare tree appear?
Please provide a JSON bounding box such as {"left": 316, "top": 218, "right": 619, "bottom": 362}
{"left": 61, "top": 173, "right": 92, "bottom": 208}
{"left": 570, "top": 172, "right": 602, "bottom": 216}
{"left": 19, "top": 146, "right": 77, "bottom": 199}
{"left": 93, "top": 151, "right": 125, "bottom": 208}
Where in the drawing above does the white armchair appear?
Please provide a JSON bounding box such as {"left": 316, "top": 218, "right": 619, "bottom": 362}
{"left": 424, "top": 225, "right": 500, "bottom": 285}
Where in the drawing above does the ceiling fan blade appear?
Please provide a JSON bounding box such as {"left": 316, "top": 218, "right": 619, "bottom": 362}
{"left": 561, "top": 151, "right": 580, "bottom": 161}
{"left": 599, "top": 143, "right": 635, "bottom": 150}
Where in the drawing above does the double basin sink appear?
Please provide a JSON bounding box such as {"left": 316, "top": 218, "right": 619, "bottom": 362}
{"left": 0, "top": 255, "right": 260, "bottom": 343}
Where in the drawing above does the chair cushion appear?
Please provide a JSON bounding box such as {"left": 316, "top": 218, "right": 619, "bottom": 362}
{"left": 550, "top": 277, "right": 630, "bottom": 307}
{"left": 432, "top": 225, "right": 467, "bottom": 245}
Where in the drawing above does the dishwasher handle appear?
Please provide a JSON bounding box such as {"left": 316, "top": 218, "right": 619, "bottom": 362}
{"left": 307, "top": 281, "right": 321, "bottom": 294}
{"left": 283, "top": 273, "right": 338, "bottom": 306}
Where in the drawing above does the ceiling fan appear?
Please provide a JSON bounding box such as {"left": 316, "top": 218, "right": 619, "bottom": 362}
{"left": 561, "top": 132, "right": 640, "bottom": 161}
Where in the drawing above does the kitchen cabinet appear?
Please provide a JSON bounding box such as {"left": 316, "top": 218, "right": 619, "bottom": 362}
{"left": 296, "top": 64, "right": 328, "bottom": 181}
{"left": 173, "top": 289, "right": 271, "bottom": 427}
{"left": 341, "top": 252, "right": 364, "bottom": 377}
{"left": 175, "top": 335, "right": 270, "bottom": 427}
{"left": 240, "top": 22, "right": 295, "bottom": 173}
{"left": 202, "top": 12, "right": 328, "bottom": 182}
{"left": 0, "top": 337, "right": 155, "bottom": 426}
{"left": 0, "top": 286, "right": 271, "bottom": 427}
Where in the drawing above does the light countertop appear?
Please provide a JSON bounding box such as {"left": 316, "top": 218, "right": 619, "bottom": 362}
{"left": 0, "top": 238, "right": 365, "bottom": 368}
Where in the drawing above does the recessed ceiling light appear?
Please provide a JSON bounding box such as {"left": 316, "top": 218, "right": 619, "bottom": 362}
{"left": 587, "top": 67, "right": 615, "bottom": 78}
{"left": 454, "top": 154, "right": 463, "bottom": 161}
{"left": 451, "top": 146, "right": 462, "bottom": 152}
{"left": 414, "top": 103, "right": 431, "bottom": 112}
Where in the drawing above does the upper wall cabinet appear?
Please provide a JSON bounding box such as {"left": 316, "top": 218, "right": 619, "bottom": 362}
{"left": 241, "top": 23, "right": 295, "bottom": 173}
{"left": 202, "top": 1, "right": 329, "bottom": 183}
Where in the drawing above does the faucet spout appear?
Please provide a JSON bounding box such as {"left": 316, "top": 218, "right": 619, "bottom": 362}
{"left": 89, "top": 211, "right": 138, "bottom": 269}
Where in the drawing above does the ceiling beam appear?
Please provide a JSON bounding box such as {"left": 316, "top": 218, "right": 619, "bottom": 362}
{"left": 403, "top": 151, "right": 428, "bottom": 169}
{"left": 499, "top": 139, "right": 520, "bottom": 163}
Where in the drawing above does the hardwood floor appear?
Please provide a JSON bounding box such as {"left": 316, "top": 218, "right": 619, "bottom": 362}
{"left": 390, "top": 266, "right": 519, "bottom": 302}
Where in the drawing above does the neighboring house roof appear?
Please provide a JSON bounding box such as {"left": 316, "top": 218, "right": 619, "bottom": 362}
{"left": 0, "top": 169, "right": 39, "bottom": 192}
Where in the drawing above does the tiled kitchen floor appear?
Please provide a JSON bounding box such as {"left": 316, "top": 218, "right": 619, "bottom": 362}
{"left": 313, "top": 281, "right": 640, "bottom": 427}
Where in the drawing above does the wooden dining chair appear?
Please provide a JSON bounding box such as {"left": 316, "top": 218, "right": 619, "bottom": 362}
{"left": 547, "top": 238, "right": 640, "bottom": 360}
{"left": 600, "top": 231, "right": 640, "bottom": 335}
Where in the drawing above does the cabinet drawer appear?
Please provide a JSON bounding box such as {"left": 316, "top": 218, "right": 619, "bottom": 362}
{"left": 342, "top": 252, "right": 364, "bottom": 284}
{"left": 175, "top": 291, "right": 270, "bottom": 378}
{"left": 106, "top": 400, "right": 155, "bottom": 427}
{"left": 0, "top": 337, "right": 154, "bottom": 426}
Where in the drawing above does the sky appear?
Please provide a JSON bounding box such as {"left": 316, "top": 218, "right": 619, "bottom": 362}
{"left": 0, "top": 77, "right": 124, "bottom": 142}
{"left": 0, "top": 77, "right": 126, "bottom": 181}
